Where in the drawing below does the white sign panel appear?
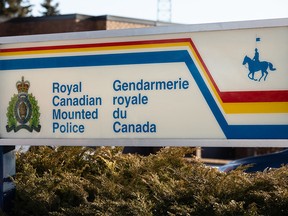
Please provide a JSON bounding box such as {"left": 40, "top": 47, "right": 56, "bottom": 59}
{"left": 0, "top": 19, "right": 287, "bottom": 146}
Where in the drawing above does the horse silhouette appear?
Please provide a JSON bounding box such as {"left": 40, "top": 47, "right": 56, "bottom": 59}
{"left": 242, "top": 55, "right": 276, "bottom": 81}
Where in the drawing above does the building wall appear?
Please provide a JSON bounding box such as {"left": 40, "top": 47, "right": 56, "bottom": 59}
{"left": 106, "top": 20, "right": 151, "bottom": 30}
{"left": 0, "top": 15, "right": 156, "bottom": 37}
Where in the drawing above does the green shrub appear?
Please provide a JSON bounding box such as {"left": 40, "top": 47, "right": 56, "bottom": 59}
{"left": 6, "top": 146, "right": 288, "bottom": 215}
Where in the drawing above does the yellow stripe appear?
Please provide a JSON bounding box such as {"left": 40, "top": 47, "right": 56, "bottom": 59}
{"left": 223, "top": 102, "right": 288, "bottom": 114}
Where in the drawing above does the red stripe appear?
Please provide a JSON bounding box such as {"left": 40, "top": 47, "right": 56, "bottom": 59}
{"left": 220, "top": 90, "right": 288, "bottom": 102}
{"left": 1, "top": 38, "right": 287, "bottom": 103}
{"left": 0, "top": 38, "right": 190, "bottom": 53}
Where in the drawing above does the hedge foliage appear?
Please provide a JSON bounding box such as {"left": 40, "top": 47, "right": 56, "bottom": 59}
{"left": 4, "top": 147, "right": 288, "bottom": 215}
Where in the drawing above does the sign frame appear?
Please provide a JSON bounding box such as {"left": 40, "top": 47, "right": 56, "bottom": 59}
{"left": 1, "top": 18, "right": 288, "bottom": 147}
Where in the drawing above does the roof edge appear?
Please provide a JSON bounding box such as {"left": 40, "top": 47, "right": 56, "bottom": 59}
{"left": 0, "top": 17, "right": 287, "bottom": 44}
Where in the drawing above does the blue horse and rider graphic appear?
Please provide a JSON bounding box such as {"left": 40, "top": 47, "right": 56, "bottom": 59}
{"left": 242, "top": 39, "right": 276, "bottom": 82}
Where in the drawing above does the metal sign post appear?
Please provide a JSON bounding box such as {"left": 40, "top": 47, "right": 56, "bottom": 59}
{"left": 0, "top": 147, "right": 2, "bottom": 210}
{"left": 0, "top": 146, "right": 15, "bottom": 212}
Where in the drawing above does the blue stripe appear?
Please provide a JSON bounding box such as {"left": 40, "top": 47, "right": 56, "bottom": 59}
{"left": 228, "top": 125, "right": 288, "bottom": 139}
{"left": 0, "top": 51, "right": 185, "bottom": 70}
{"left": 1, "top": 51, "right": 287, "bottom": 139}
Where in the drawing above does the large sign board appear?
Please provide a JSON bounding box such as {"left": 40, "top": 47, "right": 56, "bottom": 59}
{"left": 0, "top": 19, "right": 287, "bottom": 146}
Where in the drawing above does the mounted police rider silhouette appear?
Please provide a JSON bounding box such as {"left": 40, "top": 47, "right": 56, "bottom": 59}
{"left": 242, "top": 46, "right": 276, "bottom": 82}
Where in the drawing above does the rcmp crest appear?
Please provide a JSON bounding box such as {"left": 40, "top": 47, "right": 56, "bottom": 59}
{"left": 6, "top": 76, "right": 41, "bottom": 132}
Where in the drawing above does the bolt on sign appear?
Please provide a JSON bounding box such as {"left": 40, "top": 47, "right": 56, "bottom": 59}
{"left": 0, "top": 19, "right": 287, "bottom": 146}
